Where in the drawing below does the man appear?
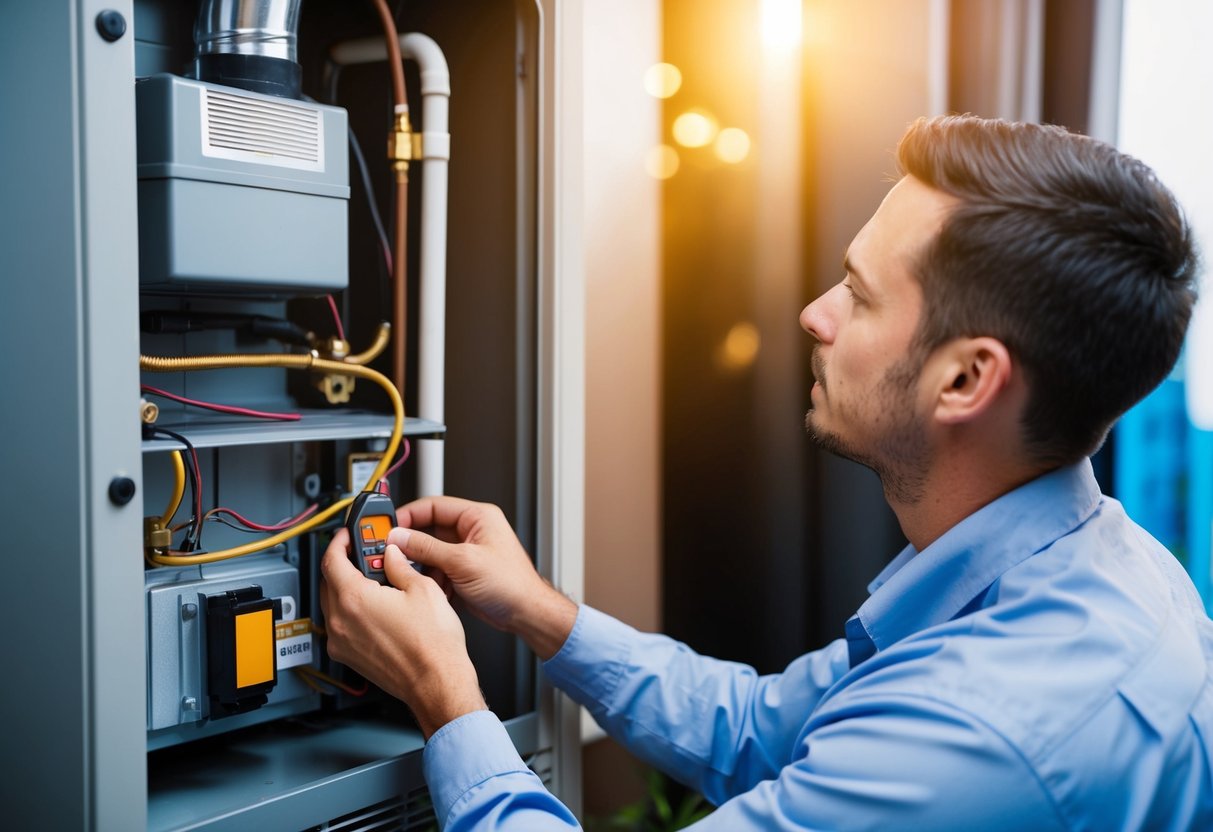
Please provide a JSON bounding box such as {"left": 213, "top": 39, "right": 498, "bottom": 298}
{"left": 321, "top": 115, "right": 1211, "bottom": 829}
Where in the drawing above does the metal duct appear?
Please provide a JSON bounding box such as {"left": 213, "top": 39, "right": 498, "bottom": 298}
{"left": 194, "top": 0, "right": 304, "bottom": 99}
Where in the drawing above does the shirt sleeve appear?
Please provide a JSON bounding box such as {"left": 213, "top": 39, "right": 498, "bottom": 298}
{"left": 542, "top": 605, "right": 851, "bottom": 804}
{"left": 423, "top": 709, "right": 579, "bottom": 831}
{"left": 684, "top": 693, "right": 1067, "bottom": 832}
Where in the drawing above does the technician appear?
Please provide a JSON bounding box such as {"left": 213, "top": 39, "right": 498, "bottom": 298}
{"left": 321, "top": 115, "right": 1213, "bottom": 830}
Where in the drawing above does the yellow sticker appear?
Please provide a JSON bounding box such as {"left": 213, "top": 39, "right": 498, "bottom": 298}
{"left": 235, "top": 609, "right": 274, "bottom": 688}
{"left": 275, "top": 617, "right": 313, "bottom": 640}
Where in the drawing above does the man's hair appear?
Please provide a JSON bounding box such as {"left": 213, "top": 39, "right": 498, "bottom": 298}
{"left": 897, "top": 115, "right": 1199, "bottom": 466}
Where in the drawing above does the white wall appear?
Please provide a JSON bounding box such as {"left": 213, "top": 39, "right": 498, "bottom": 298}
{"left": 582, "top": 0, "right": 663, "bottom": 633}
{"left": 1118, "top": 0, "right": 1213, "bottom": 426}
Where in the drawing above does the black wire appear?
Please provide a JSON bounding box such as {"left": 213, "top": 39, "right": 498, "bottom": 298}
{"left": 348, "top": 124, "right": 394, "bottom": 313}
{"left": 145, "top": 426, "right": 204, "bottom": 552}
{"left": 308, "top": 85, "right": 393, "bottom": 314}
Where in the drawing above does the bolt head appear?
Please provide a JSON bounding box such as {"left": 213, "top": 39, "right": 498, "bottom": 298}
{"left": 95, "top": 10, "right": 126, "bottom": 42}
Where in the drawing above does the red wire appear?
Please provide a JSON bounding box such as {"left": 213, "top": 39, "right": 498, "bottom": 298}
{"left": 142, "top": 385, "right": 302, "bottom": 421}
{"left": 207, "top": 503, "right": 319, "bottom": 532}
{"left": 373, "top": 438, "right": 412, "bottom": 496}
{"left": 326, "top": 295, "right": 347, "bottom": 342}
{"left": 384, "top": 438, "right": 412, "bottom": 478}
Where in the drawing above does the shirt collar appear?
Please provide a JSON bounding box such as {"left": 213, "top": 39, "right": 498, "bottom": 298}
{"left": 854, "top": 459, "right": 1103, "bottom": 652}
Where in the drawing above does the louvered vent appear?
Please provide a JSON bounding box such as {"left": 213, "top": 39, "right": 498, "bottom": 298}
{"left": 311, "top": 747, "right": 555, "bottom": 831}
{"left": 200, "top": 87, "right": 324, "bottom": 172}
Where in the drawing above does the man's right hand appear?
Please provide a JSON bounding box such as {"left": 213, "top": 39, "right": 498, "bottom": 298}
{"left": 388, "top": 496, "right": 578, "bottom": 660}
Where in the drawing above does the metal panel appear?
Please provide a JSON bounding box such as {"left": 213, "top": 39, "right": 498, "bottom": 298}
{"left": 79, "top": 2, "right": 150, "bottom": 826}
{"left": 0, "top": 0, "right": 147, "bottom": 827}
{"left": 0, "top": 3, "right": 92, "bottom": 826}
{"left": 140, "top": 411, "right": 444, "bottom": 451}
{"left": 147, "top": 713, "right": 540, "bottom": 831}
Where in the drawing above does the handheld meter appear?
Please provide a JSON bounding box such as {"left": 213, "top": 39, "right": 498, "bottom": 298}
{"left": 345, "top": 491, "right": 398, "bottom": 585}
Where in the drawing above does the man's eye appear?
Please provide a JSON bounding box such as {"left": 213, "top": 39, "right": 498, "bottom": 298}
{"left": 842, "top": 281, "right": 862, "bottom": 303}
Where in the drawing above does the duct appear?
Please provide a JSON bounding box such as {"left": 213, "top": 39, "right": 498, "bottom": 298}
{"left": 194, "top": 0, "right": 304, "bottom": 99}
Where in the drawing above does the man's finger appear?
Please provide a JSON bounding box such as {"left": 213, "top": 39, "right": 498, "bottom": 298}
{"left": 396, "top": 495, "right": 483, "bottom": 537}
{"left": 320, "top": 527, "right": 365, "bottom": 593}
{"left": 387, "top": 526, "right": 460, "bottom": 570}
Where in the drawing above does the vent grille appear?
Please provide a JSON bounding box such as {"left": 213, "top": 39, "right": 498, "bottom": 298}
{"left": 312, "top": 788, "right": 435, "bottom": 832}
{"left": 309, "top": 747, "right": 555, "bottom": 832}
{"left": 201, "top": 88, "right": 324, "bottom": 172}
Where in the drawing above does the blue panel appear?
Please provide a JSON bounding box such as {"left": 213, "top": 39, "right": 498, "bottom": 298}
{"left": 1188, "top": 427, "right": 1213, "bottom": 611}
{"left": 1114, "top": 379, "right": 1188, "bottom": 559}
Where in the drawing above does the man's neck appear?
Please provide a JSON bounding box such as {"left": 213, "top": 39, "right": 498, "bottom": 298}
{"left": 888, "top": 453, "right": 1049, "bottom": 552}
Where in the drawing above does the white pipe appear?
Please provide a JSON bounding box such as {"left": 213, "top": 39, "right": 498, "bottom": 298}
{"left": 331, "top": 34, "right": 450, "bottom": 497}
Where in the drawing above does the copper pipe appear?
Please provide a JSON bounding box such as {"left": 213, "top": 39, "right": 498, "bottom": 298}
{"left": 393, "top": 171, "right": 408, "bottom": 395}
{"left": 369, "top": 0, "right": 410, "bottom": 398}
{"left": 369, "top": 0, "right": 406, "bottom": 110}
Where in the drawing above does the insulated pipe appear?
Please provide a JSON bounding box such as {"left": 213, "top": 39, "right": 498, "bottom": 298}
{"left": 194, "top": 0, "right": 305, "bottom": 98}
{"left": 330, "top": 34, "right": 451, "bottom": 498}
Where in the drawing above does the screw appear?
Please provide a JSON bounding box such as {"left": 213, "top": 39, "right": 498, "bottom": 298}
{"left": 108, "top": 476, "right": 136, "bottom": 506}
{"left": 181, "top": 696, "right": 198, "bottom": 711}
{"left": 181, "top": 603, "right": 197, "bottom": 621}
{"left": 95, "top": 10, "right": 126, "bottom": 42}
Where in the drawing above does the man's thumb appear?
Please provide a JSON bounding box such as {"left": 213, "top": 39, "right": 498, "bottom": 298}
{"left": 387, "top": 526, "right": 454, "bottom": 569}
{"left": 382, "top": 544, "right": 421, "bottom": 589}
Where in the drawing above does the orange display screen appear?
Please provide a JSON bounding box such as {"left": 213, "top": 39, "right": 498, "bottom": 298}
{"left": 360, "top": 514, "right": 392, "bottom": 543}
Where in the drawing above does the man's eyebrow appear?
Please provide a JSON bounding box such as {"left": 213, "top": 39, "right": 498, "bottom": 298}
{"left": 842, "top": 254, "right": 872, "bottom": 293}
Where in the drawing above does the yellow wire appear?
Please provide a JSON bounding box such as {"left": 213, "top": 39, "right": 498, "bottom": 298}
{"left": 293, "top": 667, "right": 327, "bottom": 694}
{"left": 160, "top": 450, "right": 186, "bottom": 527}
{"left": 295, "top": 664, "right": 368, "bottom": 696}
{"left": 141, "top": 352, "right": 404, "bottom": 567}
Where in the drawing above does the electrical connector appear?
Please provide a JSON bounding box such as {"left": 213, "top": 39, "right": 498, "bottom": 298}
{"left": 144, "top": 516, "right": 172, "bottom": 555}
{"left": 141, "top": 398, "right": 159, "bottom": 424}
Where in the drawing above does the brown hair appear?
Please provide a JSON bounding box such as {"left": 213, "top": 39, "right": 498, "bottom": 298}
{"left": 898, "top": 115, "right": 1199, "bottom": 466}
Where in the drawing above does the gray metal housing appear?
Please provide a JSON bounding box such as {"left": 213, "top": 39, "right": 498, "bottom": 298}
{"left": 136, "top": 73, "right": 349, "bottom": 294}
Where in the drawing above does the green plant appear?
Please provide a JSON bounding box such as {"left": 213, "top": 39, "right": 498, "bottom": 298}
{"left": 591, "top": 769, "right": 714, "bottom": 832}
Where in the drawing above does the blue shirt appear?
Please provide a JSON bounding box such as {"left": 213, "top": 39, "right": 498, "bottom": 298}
{"left": 423, "top": 461, "right": 1213, "bottom": 830}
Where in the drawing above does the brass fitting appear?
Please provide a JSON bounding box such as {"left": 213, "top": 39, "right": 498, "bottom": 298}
{"left": 144, "top": 516, "right": 173, "bottom": 555}
{"left": 317, "top": 336, "right": 350, "bottom": 360}
{"left": 387, "top": 109, "right": 413, "bottom": 173}
{"left": 313, "top": 336, "right": 355, "bottom": 404}
{"left": 316, "top": 373, "right": 355, "bottom": 404}
{"left": 140, "top": 398, "right": 159, "bottom": 424}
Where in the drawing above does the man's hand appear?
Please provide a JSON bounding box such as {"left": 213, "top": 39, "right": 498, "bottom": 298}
{"left": 389, "top": 496, "right": 578, "bottom": 660}
{"left": 320, "top": 529, "right": 487, "bottom": 738}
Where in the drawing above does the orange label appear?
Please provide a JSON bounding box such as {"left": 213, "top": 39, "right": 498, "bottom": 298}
{"left": 235, "top": 609, "right": 274, "bottom": 688}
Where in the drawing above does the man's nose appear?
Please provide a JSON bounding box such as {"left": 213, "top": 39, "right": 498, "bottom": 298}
{"left": 800, "top": 292, "right": 834, "bottom": 344}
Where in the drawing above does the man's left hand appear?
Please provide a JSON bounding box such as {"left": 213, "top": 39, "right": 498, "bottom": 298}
{"left": 320, "top": 528, "right": 487, "bottom": 738}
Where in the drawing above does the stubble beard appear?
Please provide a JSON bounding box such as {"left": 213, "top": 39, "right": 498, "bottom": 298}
{"left": 806, "top": 351, "right": 930, "bottom": 505}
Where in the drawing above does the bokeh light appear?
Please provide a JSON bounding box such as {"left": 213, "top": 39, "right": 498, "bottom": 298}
{"left": 761, "top": 0, "right": 803, "bottom": 51}
{"left": 714, "top": 128, "right": 752, "bottom": 164}
{"left": 672, "top": 110, "right": 719, "bottom": 148}
{"left": 645, "top": 144, "right": 681, "bottom": 180}
{"left": 643, "top": 62, "right": 683, "bottom": 99}
{"left": 717, "top": 321, "right": 762, "bottom": 371}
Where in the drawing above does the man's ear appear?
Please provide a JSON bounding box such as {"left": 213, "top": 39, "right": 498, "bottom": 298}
{"left": 932, "top": 337, "right": 1013, "bottom": 425}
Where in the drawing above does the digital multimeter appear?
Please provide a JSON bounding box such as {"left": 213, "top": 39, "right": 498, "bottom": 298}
{"left": 344, "top": 491, "right": 398, "bottom": 585}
